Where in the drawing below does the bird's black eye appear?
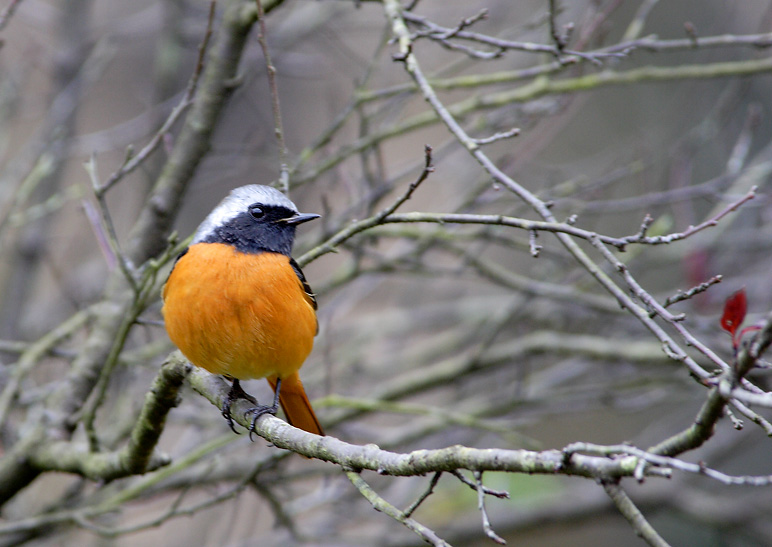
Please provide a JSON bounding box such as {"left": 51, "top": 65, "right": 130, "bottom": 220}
{"left": 248, "top": 204, "right": 264, "bottom": 219}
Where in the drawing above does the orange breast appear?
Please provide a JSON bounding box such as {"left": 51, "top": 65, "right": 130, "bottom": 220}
{"left": 162, "top": 243, "right": 317, "bottom": 381}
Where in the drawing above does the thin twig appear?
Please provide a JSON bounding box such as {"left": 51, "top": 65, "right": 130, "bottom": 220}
{"left": 473, "top": 471, "right": 506, "bottom": 545}
{"left": 403, "top": 471, "right": 442, "bottom": 518}
{"left": 619, "top": 187, "right": 757, "bottom": 246}
{"left": 375, "top": 144, "right": 434, "bottom": 220}
{"left": 0, "top": 0, "right": 22, "bottom": 32}
{"left": 301, "top": 55, "right": 772, "bottom": 184}
{"left": 567, "top": 441, "right": 772, "bottom": 487}
{"left": 84, "top": 156, "right": 139, "bottom": 291}
{"left": 0, "top": 309, "right": 91, "bottom": 428}
{"left": 548, "top": 0, "right": 566, "bottom": 53}
{"left": 254, "top": 0, "right": 289, "bottom": 193}
{"left": 346, "top": 471, "right": 451, "bottom": 546}
{"left": 96, "top": 0, "right": 216, "bottom": 196}
{"left": 528, "top": 229, "right": 541, "bottom": 257}
{"left": 81, "top": 199, "right": 117, "bottom": 271}
{"left": 451, "top": 470, "right": 509, "bottom": 499}
{"left": 602, "top": 482, "right": 670, "bottom": 547}
{"left": 662, "top": 275, "right": 722, "bottom": 309}
{"left": 622, "top": 0, "right": 661, "bottom": 41}
{"left": 472, "top": 128, "right": 520, "bottom": 146}
{"left": 726, "top": 104, "right": 761, "bottom": 176}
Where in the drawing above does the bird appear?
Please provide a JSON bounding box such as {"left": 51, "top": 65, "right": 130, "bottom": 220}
{"left": 162, "top": 184, "right": 324, "bottom": 437}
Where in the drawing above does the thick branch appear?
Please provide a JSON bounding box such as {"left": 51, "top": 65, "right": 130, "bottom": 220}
{"left": 25, "top": 353, "right": 190, "bottom": 480}
{"left": 188, "top": 367, "right": 647, "bottom": 481}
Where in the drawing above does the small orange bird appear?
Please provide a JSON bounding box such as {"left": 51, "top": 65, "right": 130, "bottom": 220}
{"left": 162, "top": 185, "right": 324, "bottom": 437}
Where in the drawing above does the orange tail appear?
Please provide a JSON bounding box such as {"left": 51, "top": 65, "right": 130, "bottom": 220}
{"left": 267, "top": 373, "right": 324, "bottom": 436}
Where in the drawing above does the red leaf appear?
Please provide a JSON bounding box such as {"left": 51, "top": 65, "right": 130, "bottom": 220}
{"left": 720, "top": 288, "right": 747, "bottom": 338}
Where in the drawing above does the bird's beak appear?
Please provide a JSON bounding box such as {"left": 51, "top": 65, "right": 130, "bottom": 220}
{"left": 280, "top": 212, "right": 321, "bottom": 226}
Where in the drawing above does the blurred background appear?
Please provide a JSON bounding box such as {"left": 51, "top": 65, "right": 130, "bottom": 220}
{"left": 1, "top": 0, "right": 772, "bottom": 545}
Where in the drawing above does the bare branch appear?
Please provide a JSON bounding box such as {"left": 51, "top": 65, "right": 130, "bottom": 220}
{"left": 602, "top": 482, "right": 671, "bottom": 547}
{"left": 473, "top": 470, "right": 506, "bottom": 544}
{"left": 663, "top": 275, "right": 723, "bottom": 309}
{"left": 254, "top": 0, "right": 289, "bottom": 193}
{"left": 0, "top": 0, "right": 22, "bottom": 32}
{"left": 618, "top": 187, "right": 757, "bottom": 246}
{"left": 346, "top": 471, "right": 451, "bottom": 546}
{"left": 471, "top": 127, "right": 520, "bottom": 146}
{"left": 403, "top": 471, "right": 442, "bottom": 518}
{"left": 95, "top": 1, "right": 216, "bottom": 196}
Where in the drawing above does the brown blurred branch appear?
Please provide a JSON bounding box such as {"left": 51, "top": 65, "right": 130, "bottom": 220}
{"left": 94, "top": 1, "right": 217, "bottom": 197}
{"left": 0, "top": 0, "right": 22, "bottom": 32}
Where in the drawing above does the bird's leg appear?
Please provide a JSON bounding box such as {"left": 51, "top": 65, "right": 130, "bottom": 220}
{"left": 222, "top": 379, "right": 257, "bottom": 434}
{"left": 244, "top": 378, "right": 281, "bottom": 441}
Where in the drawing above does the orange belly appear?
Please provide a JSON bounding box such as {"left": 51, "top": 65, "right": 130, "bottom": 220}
{"left": 162, "top": 243, "right": 317, "bottom": 381}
